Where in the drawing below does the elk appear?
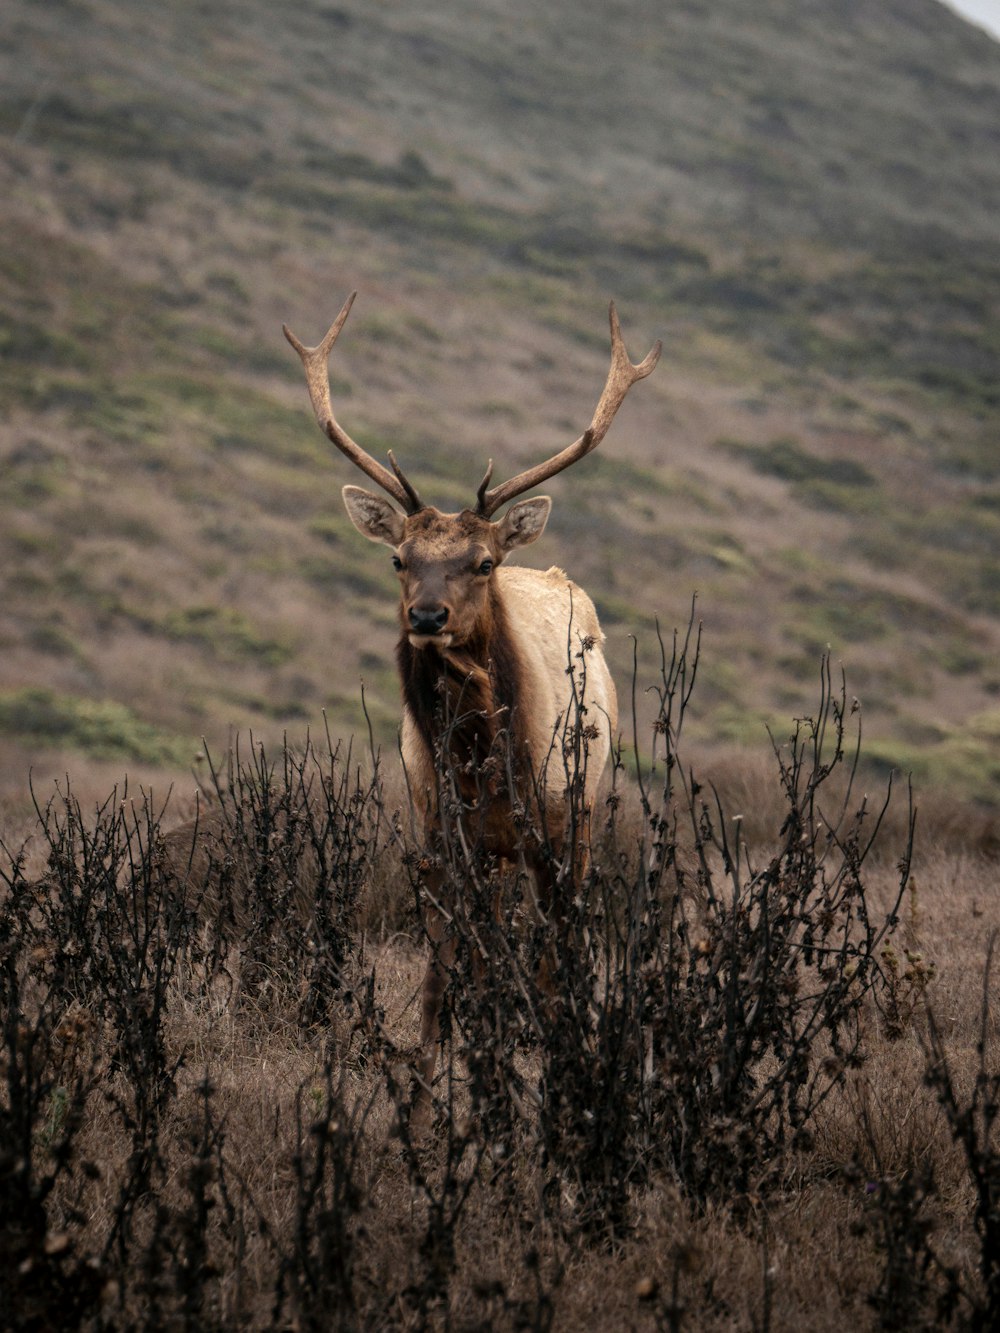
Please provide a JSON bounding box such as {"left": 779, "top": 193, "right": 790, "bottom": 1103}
{"left": 283, "top": 294, "right": 660, "bottom": 1111}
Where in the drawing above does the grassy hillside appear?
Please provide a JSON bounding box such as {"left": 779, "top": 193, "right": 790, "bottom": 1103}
{"left": 1, "top": 0, "right": 999, "bottom": 803}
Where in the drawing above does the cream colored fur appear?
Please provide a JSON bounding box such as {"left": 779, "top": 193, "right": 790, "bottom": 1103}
{"left": 400, "top": 562, "right": 617, "bottom": 811}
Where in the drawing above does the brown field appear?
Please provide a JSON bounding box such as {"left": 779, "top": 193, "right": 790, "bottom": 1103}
{"left": 3, "top": 652, "right": 999, "bottom": 1332}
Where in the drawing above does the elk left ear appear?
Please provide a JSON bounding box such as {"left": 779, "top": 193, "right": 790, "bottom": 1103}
{"left": 342, "top": 484, "right": 407, "bottom": 547}
{"left": 496, "top": 496, "right": 552, "bottom": 552}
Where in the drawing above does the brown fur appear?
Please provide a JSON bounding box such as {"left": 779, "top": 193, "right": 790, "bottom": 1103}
{"left": 398, "top": 584, "right": 516, "bottom": 767}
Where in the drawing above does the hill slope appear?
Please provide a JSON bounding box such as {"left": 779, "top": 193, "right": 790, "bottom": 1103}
{"left": 1, "top": 0, "right": 999, "bottom": 802}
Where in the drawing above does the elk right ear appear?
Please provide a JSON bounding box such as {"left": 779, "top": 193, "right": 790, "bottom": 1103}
{"left": 342, "top": 485, "right": 406, "bottom": 546}
{"left": 496, "top": 496, "right": 552, "bottom": 551}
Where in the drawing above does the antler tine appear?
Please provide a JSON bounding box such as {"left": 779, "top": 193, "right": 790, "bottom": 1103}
{"left": 283, "top": 292, "right": 423, "bottom": 515}
{"left": 387, "top": 449, "right": 423, "bottom": 513}
{"left": 475, "top": 458, "right": 494, "bottom": 512}
{"left": 476, "top": 301, "right": 661, "bottom": 517}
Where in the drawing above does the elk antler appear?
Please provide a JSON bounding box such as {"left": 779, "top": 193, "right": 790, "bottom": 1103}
{"left": 283, "top": 292, "right": 424, "bottom": 514}
{"left": 475, "top": 302, "right": 661, "bottom": 518}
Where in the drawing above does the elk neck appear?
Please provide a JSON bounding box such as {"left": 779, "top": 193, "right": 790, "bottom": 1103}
{"left": 396, "top": 577, "right": 525, "bottom": 780}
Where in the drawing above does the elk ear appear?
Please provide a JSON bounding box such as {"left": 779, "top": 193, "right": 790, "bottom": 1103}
{"left": 496, "top": 496, "right": 551, "bottom": 552}
{"left": 342, "top": 485, "right": 406, "bottom": 547}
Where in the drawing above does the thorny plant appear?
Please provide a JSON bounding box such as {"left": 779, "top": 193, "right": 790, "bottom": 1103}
{"left": 845, "top": 1101, "right": 962, "bottom": 1333}
{"left": 854, "top": 1163, "right": 962, "bottom": 1332}
{"left": 0, "top": 888, "right": 105, "bottom": 1328}
{"left": 922, "top": 934, "right": 1000, "bottom": 1331}
{"left": 266, "top": 1061, "right": 380, "bottom": 1333}
{"left": 10, "top": 783, "right": 194, "bottom": 1274}
{"left": 410, "top": 612, "right": 913, "bottom": 1233}
{"left": 188, "top": 729, "right": 383, "bottom": 1030}
{"left": 0, "top": 738, "right": 391, "bottom": 1329}
{"left": 840, "top": 936, "right": 1000, "bottom": 1332}
{"left": 4, "top": 620, "right": 996, "bottom": 1329}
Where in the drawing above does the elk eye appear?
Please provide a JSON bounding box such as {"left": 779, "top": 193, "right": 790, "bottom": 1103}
{"left": 391, "top": 555, "right": 403, "bottom": 572}
{"left": 478, "top": 559, "right": 493, "bottom": 576}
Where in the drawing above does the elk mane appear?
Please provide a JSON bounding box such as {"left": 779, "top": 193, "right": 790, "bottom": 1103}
{"left": 396, "top": 585, "right": 525, "bottom": 786}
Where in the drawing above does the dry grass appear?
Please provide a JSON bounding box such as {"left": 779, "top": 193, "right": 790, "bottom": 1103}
{"left": 3, "top": 648, "right": 999, "bottom": 1332}
{"left": 6, "top": 845, "right": 997, "bottom": 1331}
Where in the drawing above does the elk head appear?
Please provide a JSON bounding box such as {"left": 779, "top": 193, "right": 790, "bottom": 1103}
{"left": 283, "top": 293, "right": 661, "bottom": 651}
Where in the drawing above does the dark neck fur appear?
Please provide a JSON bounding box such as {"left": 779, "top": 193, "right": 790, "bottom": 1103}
{"left": 397, "top": 583, "right": 524, "bottom": 780}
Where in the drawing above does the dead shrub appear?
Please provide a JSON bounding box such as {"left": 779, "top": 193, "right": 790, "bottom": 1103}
{"left": 3, "top": 624, "right": 996, "bottom": 1330}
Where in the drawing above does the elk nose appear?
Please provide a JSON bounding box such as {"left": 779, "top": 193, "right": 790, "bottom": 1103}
{"left": 409, "top": 604, "right": 449, "bottom": 635}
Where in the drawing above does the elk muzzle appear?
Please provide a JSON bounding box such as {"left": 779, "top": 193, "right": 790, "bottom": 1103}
{"left": 408, "top": 603, "right": 450, "bottom": 642}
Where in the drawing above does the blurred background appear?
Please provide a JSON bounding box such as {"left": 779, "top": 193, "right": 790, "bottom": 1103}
{"left": 1, "top": 0, "right": 998, "bottom": 811}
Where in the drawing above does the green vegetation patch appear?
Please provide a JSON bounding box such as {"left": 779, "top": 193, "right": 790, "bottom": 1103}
{"left": 134, "top": 374, "right": 309, "bottom": 461}
{"left": 719, "top": 435, "right": 886, "bottom": 515}
{"left": 0, "top": 310, "right": 88, "bottom": 369}
{"left": 876, "top": 502, "right": 1000, "bottom": 616}
{"left": 295, "top": 143, "right": 451, "bottom": 192}
{"left": 273, "top": 175, "right": 523, "bottom": 254}
{"left": 720, "top": 435, "right": 876, "bottom": 489}
{"left": 0, "top": 441, "right": 69, "bottom": 504}
{"left": 298, "top": 552, "right": 388, "bottom": 598}
{"left": 787, "top": 577, "right": 965, "bottom": 658}
{"left": 0, "top": 687, "right": 193, "bottom": 766}
{"left": 570, "top": 453, "right": 677, "bottom": 501}
{"left": 161, "top": 606, "right": 294, "bottom": 666}
{"left": 865, "top": 708, "right": 1000, "bottom": 806}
